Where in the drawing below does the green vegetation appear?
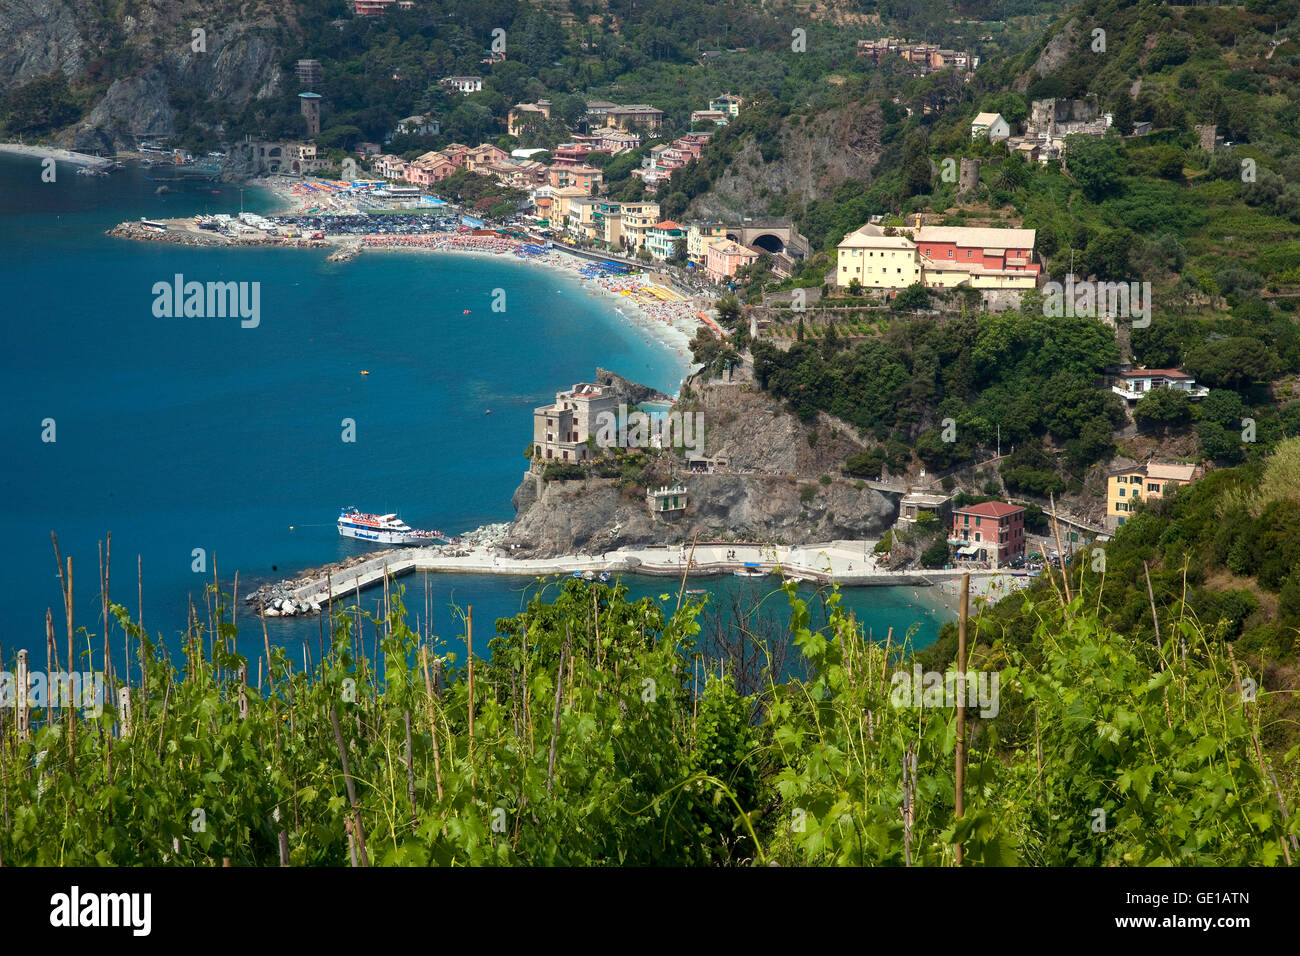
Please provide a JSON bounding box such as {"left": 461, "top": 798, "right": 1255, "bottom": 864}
{"left": 3, "top": 565, "right": 1293, "bottom": 865}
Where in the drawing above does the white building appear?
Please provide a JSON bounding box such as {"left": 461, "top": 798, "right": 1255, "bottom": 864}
{"left": 971, "top": 112, "right": 1010, "bottom": 141}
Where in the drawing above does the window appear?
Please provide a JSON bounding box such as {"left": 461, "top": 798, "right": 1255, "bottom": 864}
{"left": 975, "top": 516, "right": 982, "bottom": 526}
{"left": 1118, "top": 488, "right": 1125, "bottom": 497}
{"left": 1147, "top": 483, "right": 1159, "bottom": 492}
{"left": 966, "top": 250, "right": 972, "bottom": 259}
{"left": 1116, "top": 476, "right": 1126, "bottom": 484}
{"left": 948, "top": 250, "right": 953, "bottom": 258}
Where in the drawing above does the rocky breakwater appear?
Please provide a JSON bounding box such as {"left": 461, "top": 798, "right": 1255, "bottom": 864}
{"left": 108, "top": 221, "right": 229, "bottom": 245}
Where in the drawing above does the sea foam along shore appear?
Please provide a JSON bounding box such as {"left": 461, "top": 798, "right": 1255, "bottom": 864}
{"left": 0, "top": 142, "right": 113, "bottom": 167}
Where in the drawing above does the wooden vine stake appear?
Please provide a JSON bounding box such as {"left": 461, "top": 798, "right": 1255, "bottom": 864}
{"left": 466, "top": 606, "right": 475, "bottom": 786}
{"left": 16, "top": 649, "right": 30, "bottom": 743}
{"left": 954, "top": 571, "right": 969, "bottom": 866}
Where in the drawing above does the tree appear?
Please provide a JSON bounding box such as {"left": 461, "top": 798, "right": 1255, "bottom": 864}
{"left": 1133, "top": 387, "right": 1193, "bottom": 431}
{"left": 920, "top": 537, "right": 950, "bottom": 569}
{"left": 1065, "top": 134, "right": 1124, "bottom": 201}
{"left": 1184, "top": 338, "right": 1275, "bottom": 390}
{"left": 891, "top": 283, "right": 931, "bottom": 313}
{"left": 994, "top": 155, "right": 1028, "bottom": 192}
{"left": 715, "top": 294, "right": 742, "bottom": 327}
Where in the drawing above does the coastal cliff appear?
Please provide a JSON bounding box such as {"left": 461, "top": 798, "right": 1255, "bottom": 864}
{"left": 1, "top": 0, "right": 289, "bottom": 151}
{"left": 505, "top": 370, "right": 896, "bottom": 557}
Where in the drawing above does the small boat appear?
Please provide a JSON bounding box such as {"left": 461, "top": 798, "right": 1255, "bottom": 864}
{"left": 599, "top": 571, "right": 611, "bottom": 582}
{"left": 360, "top": 370, "right": 370, "bottom": 375}
{"left": 685, "top": 588, "right": 706, "bottom": 596}
{"left": 734, "top": 564, "right": 765, "bottom": 578}
{"left": 582, "top": 570, "right": 595, "bottom": 580}
{"left": 463, "top": 309, "right": 472, "bottom": 314}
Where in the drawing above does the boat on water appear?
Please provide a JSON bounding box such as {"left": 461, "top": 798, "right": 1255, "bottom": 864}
{"left": 599, "top": 571, "right": 611, "bottom": 582}
{"left": 337, "top": 507, "right": 447, "bottom": 545}
{"left": 734, "top": 564, "right": 766, "bottom": 578}
{"left": 685, "top": 588, "right": 707, "bottom": 595}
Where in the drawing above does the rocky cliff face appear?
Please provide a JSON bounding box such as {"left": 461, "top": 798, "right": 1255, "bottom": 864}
{"left": 505, "top": 471, "right": 896, "bottom": 558}
{"left": 687, "top": 100, "right": 883, "bottom": 220}
{"left": 0, "top": 0, "right": 87, "bottom": 86}
{"left": 2, "top": 1, "right": 290, "bottom": 151}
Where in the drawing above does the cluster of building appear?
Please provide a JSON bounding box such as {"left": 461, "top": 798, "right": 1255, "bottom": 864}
{"left": 857, "top": 38, "right": 980, "bottom": 76}
{"left": 689, "top": 94, "right": 743, "bottom": 128}
{"left": 972, "top": 96, "right": 1114, "bottom": 165}
{"left": 632, "top": 132, "right": 713, "bottom": 192}
{"left": 835, "top": 221, "right": 1039, "bottom": 300}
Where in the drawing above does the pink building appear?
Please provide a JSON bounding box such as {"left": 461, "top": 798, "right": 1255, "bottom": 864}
{"left": 706, "top": 240, "right": 758, "bottom": 281}
{"left": 914, "top": 226, "right": 1039, "bottom": 280}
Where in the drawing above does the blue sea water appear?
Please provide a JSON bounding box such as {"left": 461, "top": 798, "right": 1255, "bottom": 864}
{"left": 0, "top": 154, "right": 949, "bottom": 673}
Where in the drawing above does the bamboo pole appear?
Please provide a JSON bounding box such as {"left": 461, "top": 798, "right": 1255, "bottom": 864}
{"left": 16, "top": 649, "right": 29, "bottom": 743}
{"left": 419, "top": 647, "right": 444, "bottom": 797}
{"left": 466, "top": 606, "right": 475, "bottom": 782}
{"left": 404, "top": 710, "right": 418, "bottom": 831}
{"left": 1049, "top": 493, "right": 1072, "bottom": 606}
{"left": 329, "top": 705, "right": 369, "bottom": 866}
{"left": 954, "top": 571, "right": 968, "bottom": 866}
{"left": 546, "top": 632, "right": 570, "bottom": 795}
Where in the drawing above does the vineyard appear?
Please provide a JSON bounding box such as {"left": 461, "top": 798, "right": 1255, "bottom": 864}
{"left": 0, "top": 562, "right": 1295, "bottom": 866}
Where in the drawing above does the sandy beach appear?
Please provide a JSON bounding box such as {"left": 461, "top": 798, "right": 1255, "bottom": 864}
{"left": 249, "top": 175, "right": 706, "bottom": 372}
{"left": 0, "top": 142, "right": 113, "bottom": 168}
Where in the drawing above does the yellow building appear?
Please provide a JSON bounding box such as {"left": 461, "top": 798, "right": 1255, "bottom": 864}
{"left": 835, "top": 223, "right": 921, "bottom": 290}
{"left": 686, "top": 222, "right": 728, "bottom": 263}
{"left": 1106, "top": 462, "right": 1203, "bottom": 529}
{"left": 620, "top": 201, "right": 661, "bottom": 253}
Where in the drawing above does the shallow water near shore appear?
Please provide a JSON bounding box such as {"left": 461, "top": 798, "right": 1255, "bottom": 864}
{"left": 0, "top": 154, "right": 951, "bottom": 672}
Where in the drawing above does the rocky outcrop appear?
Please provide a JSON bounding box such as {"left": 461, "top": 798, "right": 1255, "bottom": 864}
{"left": 595, "top": 367, "right": 670, "bottom": 405}
{"left": 684, "top": 371, "right": 868, "bottom": 476}
{"left": 1015, "top": 18, "right": 1079, "bottom": 92}
{"left": 506, "top": 369, "right": 896, "bottom": 558}
{"left": 2, "top": 2, "right": 289, "bottom": 150}
{"left": 0, "top": 0, "right": 87, "bottom": 87}
{"left": 80, "top": 69, "right": 176, "bottom": 149}
{"left": 687, "top": 100, "right": 883, "bottom": 220}
{"left": 505, "top": 472, "right": 896, "bottom": 558}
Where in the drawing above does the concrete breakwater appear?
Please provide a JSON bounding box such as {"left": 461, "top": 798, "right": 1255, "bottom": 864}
{"left": 243, "top": 538, "right": 1027, "bottom": 618}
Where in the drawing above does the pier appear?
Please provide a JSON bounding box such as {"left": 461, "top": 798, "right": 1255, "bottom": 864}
{"left": 247, "top": 539, "right": 1033, "bottom": 616}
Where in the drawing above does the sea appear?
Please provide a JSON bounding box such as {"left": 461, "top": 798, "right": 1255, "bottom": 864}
{"left": 0, "top": 153, "right": 951, "bottom": 677}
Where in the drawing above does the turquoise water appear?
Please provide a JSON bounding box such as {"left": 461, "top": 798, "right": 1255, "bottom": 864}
{"left": 0, "top": 154, "right": 949, "bottom": 671}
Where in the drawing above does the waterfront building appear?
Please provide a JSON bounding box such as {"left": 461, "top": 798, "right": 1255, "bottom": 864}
{"left": 949, "top": 501, "right": 1025, "bottom": 567}
{"left": 533, "top": 383, "right": 618, "bottom": 463}
{"left": 647, "top": 485, "right": 689, "bottom": 520}
{"left": 705, "top": 239, "right": 758, "bottom": 281}
{"left": 592, "top": 200, "right": 623, "bottom": 246}
{"left": 686, "top": 222, "right": 728, "bottom": 264}
{"left": 646, "top": 220, "right": 685, "bottom": 261}
{"left": 619, "top": 201, "right": 661, "bottom": 253}
{"left": 1106, "top": 462, "right": 1203, "bottom": 529}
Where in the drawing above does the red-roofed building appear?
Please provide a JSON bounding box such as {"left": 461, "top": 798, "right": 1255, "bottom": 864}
{"left": 949, "top": 501, "right": 1025, "bottom": 566}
